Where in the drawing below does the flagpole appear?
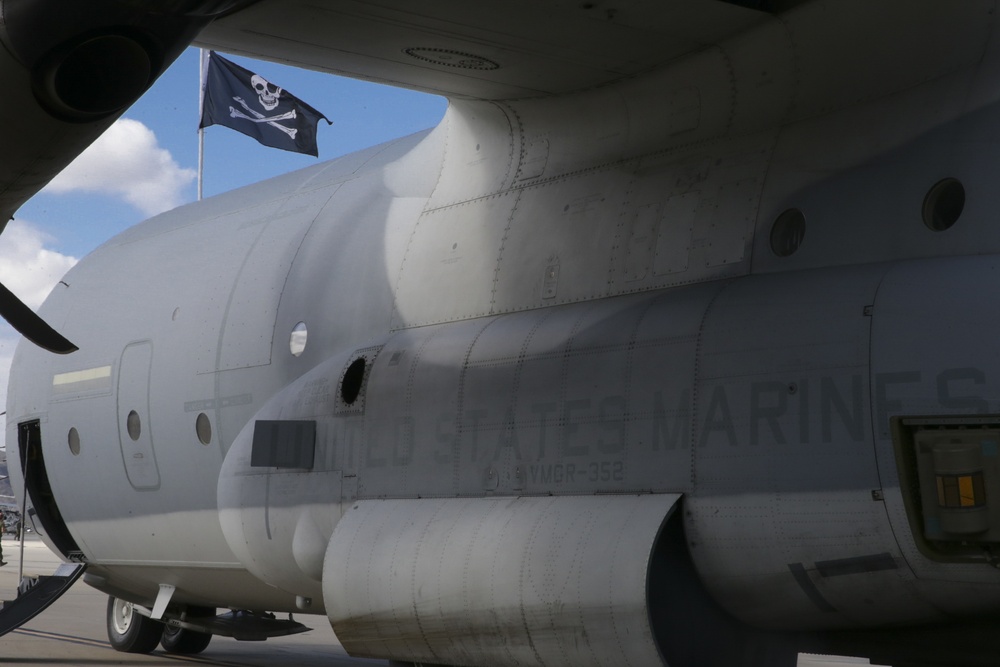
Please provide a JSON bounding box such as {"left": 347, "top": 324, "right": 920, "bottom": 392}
{"left": 197, "top": 48, "right": 206, "bottom": 201}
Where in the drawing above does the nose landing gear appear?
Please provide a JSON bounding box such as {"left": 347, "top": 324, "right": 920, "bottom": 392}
{"left": 106, "top": 596, "right": 162, "bottom": 653}
{"left": 160, "top": 623, "right": 212, "bottom": 654}
{"left": 105, "top": 594, "right": 309, "bottom": 654}
{"left": 106, "top": 596, "right": 214, "bottom": 655}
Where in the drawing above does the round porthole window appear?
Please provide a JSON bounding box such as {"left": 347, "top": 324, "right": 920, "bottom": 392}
{"left": 770, "top": 208, "right": 805, "bottom": 257}
{"left": 68, "top": 427, "right": 81, "bottom": 455}
{"left": 126, "top": 410, "right": 141, "bottom": 441}
{"left": 196, "top": 413, "right": 212, "bottom": 445}
{"left": 923, "top": 178, "right": 965, "bottom": 231}
{"left": 290, "top": 321, "right": 308, "bottom": 357}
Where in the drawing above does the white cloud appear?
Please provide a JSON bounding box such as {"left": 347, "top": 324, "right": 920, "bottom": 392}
{"left": 44, "top": 118, "right": 195, "bottom": 216}
{"left": 0, "top": 221, "right": 78, "bottom": 309}
{"left": 0, "top": 333, "right": 17, "bottom": 429}
{"left": 0, "top": 222, "right": 78, "bottom": 434}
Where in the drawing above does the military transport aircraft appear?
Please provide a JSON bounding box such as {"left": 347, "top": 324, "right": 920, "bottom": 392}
{"left": 3, "top": 0, "right": 1000, "bottom": 665}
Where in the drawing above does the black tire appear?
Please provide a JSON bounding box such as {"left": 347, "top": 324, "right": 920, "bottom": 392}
{"left": 106, "top": 596, "right": 164, "bottom": 653}
{"left": 160, "top": 625, "right": 213, "bottom": 654}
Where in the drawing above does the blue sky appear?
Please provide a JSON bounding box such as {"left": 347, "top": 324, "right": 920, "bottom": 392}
{"left": 0, "top": 46, "right": 447, "bottom": 433}
{"left": 18, "top": 47, "right": 448, "bottom": 258}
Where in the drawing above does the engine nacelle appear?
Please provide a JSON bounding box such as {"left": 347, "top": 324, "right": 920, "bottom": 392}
{"left": 323, "top": 494, "right": 679, "bottom": 666}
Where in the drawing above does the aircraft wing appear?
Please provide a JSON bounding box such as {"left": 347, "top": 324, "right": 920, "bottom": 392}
{"left": 0, "top": 0, "right": 776, "bottom": 224}
{"left": 196, "top": 0, "right": 780, "bottom": 99}
{"left": 0, "top": 1, "right": 273, "bottom": 226}
{"left": 0, "top": 0, "right": 783, "bottom": 223}
{"left": 0, "top": 0, "right": 258, "bottom": 351}
{"left": 0, "top": 0, "right": 780, "bottom": 352}
{"left": 0, "top": 40, "right": 115, "bottom": 228}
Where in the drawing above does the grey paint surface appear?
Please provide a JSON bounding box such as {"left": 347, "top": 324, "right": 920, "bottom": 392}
{"left": 5, "top": 0, "right": 1000, "bottom": 665}
{"left": 0, "top": 537, "right": 865, "bottom": 666}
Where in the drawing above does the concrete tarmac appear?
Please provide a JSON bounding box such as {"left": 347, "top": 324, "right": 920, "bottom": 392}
{"left": 0, "top": 534, "right": 383, "bottom": 667}
{"left": 0, "top": 534, "right": 870, "bottom": 667}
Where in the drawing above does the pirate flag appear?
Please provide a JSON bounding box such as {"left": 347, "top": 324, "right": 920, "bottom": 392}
{"left": 199, "top": 52, "right": 331, "bottom": 156}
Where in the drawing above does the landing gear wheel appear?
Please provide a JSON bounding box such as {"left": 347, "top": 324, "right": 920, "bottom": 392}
{"left": 106, "top": 596, "right": 163, "bottom": 653}
{"left": 160, "top": 625, "right": 212, "bottom": 654}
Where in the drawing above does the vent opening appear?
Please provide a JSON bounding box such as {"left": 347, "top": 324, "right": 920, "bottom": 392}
{"left": 341, "top": 358, "right": 366, "bottom": 405}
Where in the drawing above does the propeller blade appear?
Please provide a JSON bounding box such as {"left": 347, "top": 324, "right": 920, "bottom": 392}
{"left": 0, "top": 281, "right": 77, "bottom": 354}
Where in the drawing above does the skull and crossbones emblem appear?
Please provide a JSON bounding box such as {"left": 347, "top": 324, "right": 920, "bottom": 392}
{"left": 251, "top": 74, "right": 281, "bottom": 110}
{"left": 228, "top": 73, "right": 299, "bottom": 139}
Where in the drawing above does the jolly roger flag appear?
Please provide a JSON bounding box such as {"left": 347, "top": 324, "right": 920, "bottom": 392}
{"left": 199, "top": 51, "right": 331, "bottom": 156}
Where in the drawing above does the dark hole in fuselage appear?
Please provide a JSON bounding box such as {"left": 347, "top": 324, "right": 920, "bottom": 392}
{"left": 922, "top": 178, "right": 965, "bottom": 232}
{"left": 341, "top": 358, "right": 366, "bottom": 405}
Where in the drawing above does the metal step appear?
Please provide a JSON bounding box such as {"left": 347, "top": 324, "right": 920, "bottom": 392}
{"left": 0, "top": 563, "right": 86, "bottom": 637}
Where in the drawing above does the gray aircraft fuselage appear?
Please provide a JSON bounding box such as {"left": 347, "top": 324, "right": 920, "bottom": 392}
{"left": 10, "top": 2, "right": 1000, "bottom": 666}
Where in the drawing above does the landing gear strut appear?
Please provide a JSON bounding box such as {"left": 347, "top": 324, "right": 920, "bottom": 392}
{"left": 105, "top": 594, "right": 305, "bottom": 653}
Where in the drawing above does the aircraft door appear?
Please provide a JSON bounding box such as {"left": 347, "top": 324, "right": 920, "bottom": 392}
{"left": 116, "top": 341, "right": 160, "bottom": 490}
{"left": 17, "top": 420, "right": 83, "bottom": 559}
